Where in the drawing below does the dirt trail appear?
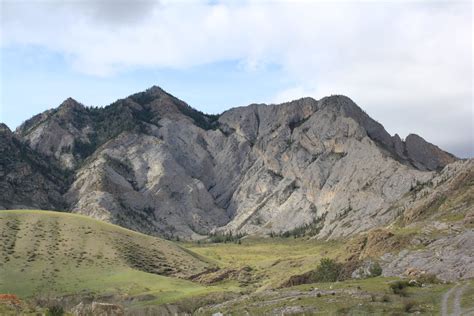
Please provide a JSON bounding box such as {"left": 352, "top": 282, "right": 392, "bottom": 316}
{"left": 441, "top": 283, "right": 468, "bottom": 316}
{"left": 452, "top": 284, "right": 468, "bottom": 316}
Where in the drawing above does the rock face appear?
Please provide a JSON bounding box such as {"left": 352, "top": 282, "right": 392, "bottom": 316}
{"left": 381, "top": 230, "right": 474, "bottom": 282}
{"left": 400, "top": 159, "right": 474, "bottom": 224}
{"left": 16, "top": 98, "right": 93, "bottom": 170}
{"left": 1, "top": 86, "right": 468, "bottom": 240}
{"left": 71, "top": 301, "right": 124, "bottom": 316}
{"left": 378, "top": 159, "right": 474, "bottom": 282}
{"left": 0, "top": 124, "right": 66, "bottom": 210}
{"left": 404, "top": 134, "right": 457, "bottom": 171}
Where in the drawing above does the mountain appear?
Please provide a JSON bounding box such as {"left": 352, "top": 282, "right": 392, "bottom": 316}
{"left": 2, "top": 86, "right": 468, "bottom": 240}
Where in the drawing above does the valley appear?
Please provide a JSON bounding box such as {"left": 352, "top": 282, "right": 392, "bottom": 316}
{"left": 1, "top": 210, "right": 473, "bottom": 315}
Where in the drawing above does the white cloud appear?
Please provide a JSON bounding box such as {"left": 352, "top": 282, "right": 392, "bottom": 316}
{"left": 1, "top": 0, "right": 472, "bottom": 156}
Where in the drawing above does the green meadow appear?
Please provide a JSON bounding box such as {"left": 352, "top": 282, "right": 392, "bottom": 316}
{"left": 1, "top": 210, "right": 472, "bottom": 315}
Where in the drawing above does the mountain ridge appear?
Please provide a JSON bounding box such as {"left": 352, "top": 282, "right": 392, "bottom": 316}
{"left": 15, "top": 89, "right": 456, "bottom": 172}
{"left": 1, "top": 86, "right": 468, "bottom": 240}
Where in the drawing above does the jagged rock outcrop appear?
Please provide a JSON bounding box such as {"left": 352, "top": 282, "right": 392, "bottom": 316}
{"left": 328, "top": 96, "right": 457, "bottom": 172}
{"left": 404, "top": 133, "right": 457, "bottom": 171}
{"left": 381, "top": 229, "right": 474, "bottom": 282}
{"left": 16, "top": 98, "right": 93, "bottom": 170}
{"left": 345, "top": 159, "right": 474, "bottom": 281}
{"left": 64, "top": 132, "right": 229, "bottom": 238}
{"left": 400, "top": 159, "right": 473, "bottom": 224}
{"left": 2, "top": 86, "right": 469, "bottom": 240}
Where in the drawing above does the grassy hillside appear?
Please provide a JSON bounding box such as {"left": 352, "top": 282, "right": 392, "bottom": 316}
{"left": 184, "top": 237, "right": 346, "bottom": 289}
{"left": 0, "top": 210, "right": 220, "bottom": 302}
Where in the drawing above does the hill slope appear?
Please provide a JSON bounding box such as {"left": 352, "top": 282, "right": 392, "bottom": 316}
{"left": 0, "top": 124, "right": 66, "bottom": 210}
{"left": 0, "top": 210, "right": 212, "bottom": 299}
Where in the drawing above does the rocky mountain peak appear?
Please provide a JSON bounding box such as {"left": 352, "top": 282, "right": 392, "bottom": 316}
{"left": 57, "top": 98, "right": 88, "bottom": 121}
{"left": 0, "top": 123, "right": 12, "bottom": 135}
{"left": 314, "top": 96, "right": 457, "bottom": 171}
{"left": 127, "top": 85, "right": 171, "bottom": 107}
{"left": 55, "top": 98, "right": 87, "bottom": 120}
{"left": 144, "top": 85, "right": 167, "bottom": 96}
{"left": 405, "top": 133, "right": 457, "bottom": 171}
{"left": 319, "top": 94, "right": 357, "bottom": 111}
{"left": 124, "top": 86, "right": 220, "bottom": 130}
{"left": 59, "top": 97, "right": 83, "bottom": 109}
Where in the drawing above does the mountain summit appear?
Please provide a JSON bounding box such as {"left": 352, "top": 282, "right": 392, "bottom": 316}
{"left": 1, "top": 86, "right": 469, "bottom": 241}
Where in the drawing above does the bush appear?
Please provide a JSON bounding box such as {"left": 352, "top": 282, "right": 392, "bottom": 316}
{"left": 389, "top": 280, "right": 410, "bottom": 296}
{"left": 73, "top": 139, "right": 96, "bottom": 159}
{"left": 208, "top": 232, "right": 245, "bottom": 243}
{"left": 403, "top": 300, "right": 418, "bottom": 313}
{"left": 369, "top": 261, "right": 383, "bottom": 277}
{"left": 277, "top": 213, "right": 326, "bottom": 238}
{"left": 313, "top": 258, "right": 343, "bottom": 282}
{"left": 416, "top": 273, "right": 440, "bottom": 285}
{"left": 46, "top": 305, "right": 64, "bottom": 316}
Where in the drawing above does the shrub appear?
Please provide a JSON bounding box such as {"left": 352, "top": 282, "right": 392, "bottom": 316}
{"left": 389, "top": 280, "right": 410, "bottom": 296}
{"left": 73, "top": 139, "right": 96, "bottom": 159}
{"left": 313, "top": 258, "right": 343, "bottom": 282}
{"left": 277, "top": 213, "right": 326, "bottom": 238}
{"left": 403, "top": 300, "right": 418, "bottom": 313}
{"left": 208, "top": 232, "right": 245, "bottom": 243}
{"left": 369, "top": 261, "right": 383, "bottom": 277}
{"left": 416, "top": 273, "right": 440, "bottom": 285}
{"left": 46, "top": 305, "right": 64, "bottom": 316}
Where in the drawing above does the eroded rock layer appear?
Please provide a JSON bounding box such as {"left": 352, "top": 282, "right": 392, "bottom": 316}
{"left": 3, "top": 86, "right": 468, "bottom": 241}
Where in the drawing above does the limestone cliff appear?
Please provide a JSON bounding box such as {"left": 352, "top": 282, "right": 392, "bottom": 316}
{"left": 3, "top": 87, "right": 466, "bottom": 240}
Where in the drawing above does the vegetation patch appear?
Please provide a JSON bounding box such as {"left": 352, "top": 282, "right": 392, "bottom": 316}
{"left": 281, "top": 258, "right": 344, "bottom": 287}
{"left": 271, "top": 213, "right": 326, "bottom": 238}
{"left": 207, "top": 232, "right": 245, "bottom": 244}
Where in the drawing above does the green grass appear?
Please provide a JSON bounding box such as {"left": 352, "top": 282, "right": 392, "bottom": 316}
{"left": 460, "top": 282, "right": 474, "bottom": 311}
{"left": 197, "top": 277, "right": 455, "bottom": 315}
{"left": 2, "top": 265, "right": 218, "bottom": 303}
{"left": 439, "top": 212, "right": 466, "bottom": 223}
{"left": 183, "top": 237, "right": 346, "bottom": 289}
{"left": 0, "top": 210, "right": 225, "bottom": 304}
{"left": 1, "top": 209, "right": 471, "bottom": 315}
{"left": 183, "top": 238, "right": 467, "bottom": 315}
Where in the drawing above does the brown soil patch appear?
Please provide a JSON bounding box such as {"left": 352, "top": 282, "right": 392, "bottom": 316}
{"left": 344, "top": 228, "right": 411, "bottom": 261}
{"left": 190, "top": 266, "right": 253, "bottom": 285}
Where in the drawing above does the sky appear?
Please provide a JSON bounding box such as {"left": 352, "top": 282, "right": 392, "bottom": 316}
{"left": 0, "top": 0, "right": 472, "bottom": 158}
